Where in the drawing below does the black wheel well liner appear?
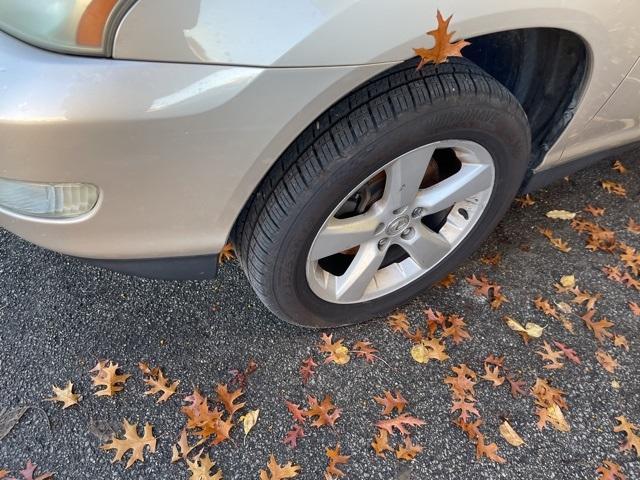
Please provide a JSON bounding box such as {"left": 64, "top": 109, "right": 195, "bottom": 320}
{"left": 463, "top": 28, "right": 588, "bottom": 169}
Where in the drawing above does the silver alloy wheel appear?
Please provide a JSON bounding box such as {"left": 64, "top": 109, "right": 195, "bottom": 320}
{"left": 305, "top": 140, "right": 496, "bottom": 304}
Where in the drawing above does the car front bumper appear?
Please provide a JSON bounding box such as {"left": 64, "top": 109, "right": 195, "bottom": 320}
{"left": 0, "top": 32, "right": 398, "bottom": 278}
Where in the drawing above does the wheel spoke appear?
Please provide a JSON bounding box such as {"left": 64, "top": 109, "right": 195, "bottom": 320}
{"left": 382, "top": 145, "right": 436, "bottom": 213}
{"left": 402, "top": 223, "right": 451, "bottom": 270}
{"left": 308, "top": 211, "right": 380, "bottom": 261}
{"left": 414, "top": 163, "right": 493, "bottom": 214}
{"left": 334, "top": 241, "right": 386, "bottom": 302}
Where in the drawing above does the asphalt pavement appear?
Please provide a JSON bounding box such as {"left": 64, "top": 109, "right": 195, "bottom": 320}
{"left": 0, "top": 153, "right": 639, "bottom": 479}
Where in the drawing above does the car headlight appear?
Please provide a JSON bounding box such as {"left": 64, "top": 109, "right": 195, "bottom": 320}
{"left": 0, "top": 0, "right": 137, "bottom": 56}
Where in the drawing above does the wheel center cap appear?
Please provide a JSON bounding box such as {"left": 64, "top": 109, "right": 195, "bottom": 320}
{"left": 386, "top": 215, "right": 410, "bottom": 236}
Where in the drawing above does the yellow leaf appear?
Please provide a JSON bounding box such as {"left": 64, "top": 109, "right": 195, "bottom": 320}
{"left": 560, "top": 275, "right": 575, "bottom": 288}
{"left": 546, "top": 403, "right": 571, "bottom": 432}
{"left": 505, "top": 317, "right": 544, "bottom": 338}
{"left": 240, "top": 409, "right": 260, "bottom": 437}
{"left": 410, "top": 344, "right": 429, "bottom": 364}
{"left": 499, "top": 421, "right": 525, "bottom": 447}
{"left": 546, "top": 210, "right": 576, "bottom": 220}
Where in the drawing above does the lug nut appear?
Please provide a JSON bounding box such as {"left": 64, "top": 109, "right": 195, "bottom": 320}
{"left": 401, "top": 227, "right": 414, "bottom": 239}
{"left": 378, "top": 238, "right": 389, "bottom": 249}
{"left": 412, "top": 207, "right": 423, "bottom": 218}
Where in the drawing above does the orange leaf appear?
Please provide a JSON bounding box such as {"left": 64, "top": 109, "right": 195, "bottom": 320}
{"left": 285, "top": 401, "right": 306, "bottom": 424}
{"left": 299, "top": 357, "right": 317, "bottom": 384}
{"left": 282, "top": 424, "right": 304, "bottom": 449}
{"left": 414, "top": 11, "right": 470, "bottom": 69}
{"left": 319, "top": 333, "right": 350, "bottom": 365}
{"left": 373, "top": 390, "right": 408, "bottom": 416}
{"left": 90, "top": 360, "right": 130, "bottom": 397}
{"left": 259, "top": 455, "right": 300, "bottom": 480}
{"left": 305, "top": 395, "right": 341, "bottom": 428}
{"left": 216, "top": 383, "right": 246, "bottom": 416}
{"left": 371, "top": 429, "right": 393, "bottom": 458}
{"left": 395, "top": 436, "right": 423, "bottom": 461}
{"left": 325, "top": 444, "right": 350, "bottom": 478}
{"left": 376, "top": 413, "right": 426, "bottom": 435}
{"left": 596, "top": 460, "right": 626, "bottom": 480}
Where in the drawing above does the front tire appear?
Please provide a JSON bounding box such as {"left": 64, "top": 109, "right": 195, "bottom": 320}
{"left": 235, "top": 58, "right": 530, "bottom": 327}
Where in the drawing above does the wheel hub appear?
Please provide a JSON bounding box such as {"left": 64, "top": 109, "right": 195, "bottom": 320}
{"left": 385, "top": 215, "right": 411, "bottom": 236}
{"left": 306, "top": 140, "right": 496, "bottom": 304}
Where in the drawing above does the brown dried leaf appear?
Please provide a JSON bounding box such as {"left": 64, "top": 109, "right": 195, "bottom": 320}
{"left": 499, "top": 421, "right": 525, "bottom": 447}
{"left": 601, "top": 180, "right": 627, "bottom": 197}
{"left": 595, "top": 350, "right": 619, "bottom": 373}
{"left": 259, "top": 455, "right": 300, "bottom": 480}
{"left": 218, "top": 242, "right": 235, "bottom": 264}
{"left": 45, "top": 381, "right": 81, "bottom": 409}
{"left": 142, "top": 368, "right": 179, "bottom": 404}
{"left": 216, "top": 383, "right": 245, "bottom": 416}
{"left": 282, "top": 424, "right": 304, "bottom": 449}
{"left": 299, "top": 357, "right": 317, "bottom": 384}
{"left": 325, "top": 444, "right": 350, "bottom": 478}
{"left": 481, "top": 365, "right": 505, "bottom": 387}
{"left": 435, "top": 273, "right": 456, "bottom": 288}
{"left": 614, "top": 416, "right": 640, "bottom": 457}
{"left": 376, "top": 413, "right": 426, "bottom": 435}
{"left": 373, "top": 390, "right": 408, "bottom": 416}
{"left": 387, "top": 312, "right": 410, "bottom": 333}
{"left": 371, "top": 429, "right": 392, "bottom": 458}
{"left": 319, "top": 334, "right": 350, "bottom": 365}
{"left": 353, "top": 341, "right": 378, "bottom": 363}
{"left": 395, "top": 436, "right": 423, "bottom": 461}
{"left": 414, "top": 11, "right": 470, "bottom": 69}
{"left": 186, "top": 452, "right": 223, "bottom": 480}
{"left": 101, "top": 420, "right": 157, "bottom": 469}
{"left": 596, "top": 460, "right": 626, "bottom": 480}
{"left": 90, "top": 361, "right": 130, "bottom": 397}
{"left": 515, "top": 194, "right": 535, "bottom": 207}
{"left": 306, "top": 395, "right": 341, "bottom": 428}
{"left": 584, "top": 205, "right": 605, "bottom": 217}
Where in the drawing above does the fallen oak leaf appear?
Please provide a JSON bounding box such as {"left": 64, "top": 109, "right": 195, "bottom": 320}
{"left": 285, "top": 401, "right": 306, "bottom": 424}
{"left": 395, "top": 436, "right": 423, "bottom": 461}
{"left": 376, "top": 413, "right": 426, "bottom": 435}
{"left": 259, "top": 455, "right": 300, "bottom": 480}
{"left": 515, "top": 194, "right": 535, "bottom": 207}
{"left": 186, "top": 452, "right": 223, "bottom": 480}
{"left": 352, "top": 341, "right": 378, "bottom": 363}
{"left": 584, "top": 205, "right": 605, "bottom": 217}
{"left": 596, "top": 460, "right": 626, "bottom": 480}
{"left": 299, "top": 357, "right": 317, "bottom": 384}
{"left": 7, "top": 461, "right": 52, "bottom": 480}
{"left": 627, "top": 218, "right": 640, "bottom": 234}
{"left": 553, "top": 341, "right": 582, "bottom": 364}
{"left": 325, "top": 444, "right": 350, "bottom": 478}
{"left": 550, "top": 237, "right": 572, "bottom": 253}
{"left": 536, "top": 341, "right": 565, "bottom": 370}
{"left": 170, "top": 428, "right": 196, "bottom": 463}
{"left": 435, "top": 273, "right": 456, "bottom": 288}
{"left": 442, "top": 314, "right": 471, "bottom": 344}
{"left": 371, "top": 429, "right": 393, "bottom": 458}
{"left": 506, "top": 376, "right": 527, "bottom": 398}
{"left": 612, "top": 160, "right": 628, "bottom": 174}
{"left": 218, "top": 242, "right": 235, "bottom": 264}
{"left": 215, "top": 383, "right": 245, "bottom": 416}
{"left": 614, "top": 416, "right": 640, "bottom": 457}
{"left": 480, "top": 253, "right": 502, "bottom": 266}
{"left": 90, "top": 360, "right": 130, "bottom": 397}
{"left": 373, "top": 390, "right": 408, "bottom": 416}
{"left": 581, "top": 310, "right": 614, "bottom": 343}
{"left": 613, "top": 334, "right": 630, "bottom": 352}
{"left": 475, "top": 434, "right": 506, "bottom": 463}
{"left": 414, "top": 10, "right": 470, "bottom": 69}
{"left": 319, "top": 333, "right": 350, "bottom": 365}
{"left": 45, "top": 381, "right": 81, "bottom": 409}
{"left": 411, "top": 337, "right": 449, "bottom": 364}
{"left": 305, "top": 395, "right": 341, "bottom": 428}
{"left": 101, "top": 419, "right": 157, "bottom": 469}
{"left": 282, "top": 424, "right": 304, "bottom": 449}
{"left": 142, "top": 367, "right": 179, "bottom": 404}
{"left": 630, "top": 302, "right": 640, "bottom": 316}
{"left": 595, "top": 350, "right": 619, "bottom": 374}
{"left": 451, "top": 399, "right": 481, "bottom": 423}
{"left": 387, "top": 312, "right": 410, "bottom": 333}
{"left": 481, "top": 365, "right": 505, "bottom": 387}
{"left": 499, "top": 421, "right": 525, "bottom": 447}
{"left": 601, "top": 180, "right": 627, "bottom": 196}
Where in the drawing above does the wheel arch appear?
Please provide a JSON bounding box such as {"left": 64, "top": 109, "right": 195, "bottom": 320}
{"left": 230, "top": 27, "right": 589, "bottom": 240}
